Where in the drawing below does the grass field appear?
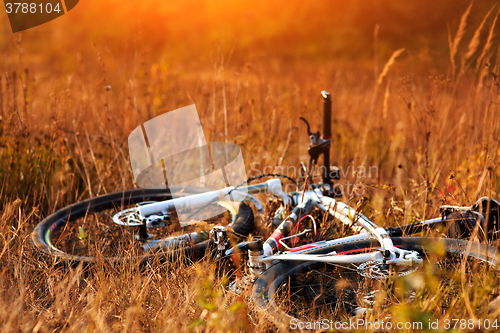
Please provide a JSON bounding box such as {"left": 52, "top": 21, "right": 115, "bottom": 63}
{"left": 1, "top": 1, "right": 500, "bottom": 332}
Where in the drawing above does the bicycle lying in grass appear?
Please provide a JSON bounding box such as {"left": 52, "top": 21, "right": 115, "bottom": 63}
{"left": 33, "top": 91, "right": 500, "bottom": 327}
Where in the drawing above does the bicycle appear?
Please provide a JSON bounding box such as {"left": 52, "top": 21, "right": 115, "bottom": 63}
{"left": 32, "top": 91, "right": 500, "bottom": 327}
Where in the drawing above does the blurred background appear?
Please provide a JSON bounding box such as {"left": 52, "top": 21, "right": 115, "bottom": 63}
{"left": 0, "top": 0, "right": 496, "bottom": 68}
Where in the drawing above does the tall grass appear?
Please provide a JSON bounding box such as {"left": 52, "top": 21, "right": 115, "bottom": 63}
{"left": 1, "top": 3, "right": 500, "bottom": 332}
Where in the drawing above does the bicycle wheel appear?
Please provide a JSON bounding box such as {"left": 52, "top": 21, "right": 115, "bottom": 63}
{"left": 252, "top": 237, "right": 500, "bottom": 328}
{"left": 32, "top": 187, "right": 254, "bottom": 264}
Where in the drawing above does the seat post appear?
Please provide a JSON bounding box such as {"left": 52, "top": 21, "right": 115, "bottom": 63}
{"left": 321, "top": 90, "right": 332, "bottom": 187}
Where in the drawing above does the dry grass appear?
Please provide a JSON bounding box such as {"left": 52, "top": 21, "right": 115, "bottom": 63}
{"left": 1, "top": 1, "right": 500, "bottom": 332}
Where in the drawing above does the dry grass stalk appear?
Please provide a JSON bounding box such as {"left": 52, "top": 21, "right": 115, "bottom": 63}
{"left": 476, "top": 9, "right": 500, "bottom": 72}
{"left": 73, "top": 123, "right": 93, "bottom": 198}
{"left": 377, "top": 48, "right": 405, "bottom": 86}
{"left": 277, "top": 120, "right": 292, "bottom": 167}
{"left": 85, "top": 129, "right": 107, "bottom": 195}
{"left": 475, "top": 10, "right": 500, "bottom": 100}
{"left": 461, "top": 5, "right": 494, "bottom": 75}
{"left": 449, "top": 1, "right": 472, "bottom": 79}
{"left": 382, "top": 77, "right": 391, "bottom": 119}
{"left": 373, "top": 24, "right": 380, "bottom": 81}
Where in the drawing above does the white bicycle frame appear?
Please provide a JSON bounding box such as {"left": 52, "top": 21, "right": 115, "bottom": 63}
{"left": 116, "top": 179, "right": 422, "bottom": 269}
{"left": 258, "top": 189, "right": 422, "bottom": 269}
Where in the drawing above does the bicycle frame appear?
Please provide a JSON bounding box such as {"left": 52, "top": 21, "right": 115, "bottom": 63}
{"left": 256, "top": 188, "right": 422, "bottom": 269}
{"left": 121, "top": 178, "right": 424, "bottom": 271}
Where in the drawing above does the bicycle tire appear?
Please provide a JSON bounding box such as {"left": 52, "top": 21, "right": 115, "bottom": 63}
{"left": 32, "top": 187, "right": 254, "bottom": 264}
{"left": 252, "top": 237, "right": 500, "bottom": 328}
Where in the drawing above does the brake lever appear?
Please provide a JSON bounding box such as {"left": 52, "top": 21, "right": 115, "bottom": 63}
{"left": 300, "top": 117, "right": 321, "bottom": 145}
{"left": 299, "top": 117, "right": 312, "bottom": 136}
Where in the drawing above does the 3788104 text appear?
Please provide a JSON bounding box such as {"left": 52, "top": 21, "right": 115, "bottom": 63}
{"left": 5, "top": 2, "right": 62, "bottom": 14}
{"left": 441, "top": 318, "right": 498, "bottom": 330}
